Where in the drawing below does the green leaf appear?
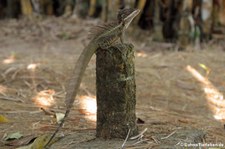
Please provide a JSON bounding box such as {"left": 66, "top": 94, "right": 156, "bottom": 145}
{"left": 199, "top": 63, "right": 209, "bottom": 71}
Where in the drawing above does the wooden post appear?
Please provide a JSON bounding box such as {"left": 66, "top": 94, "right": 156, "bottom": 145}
{"left": 96, "top": 43, "right": 138, "bottom": 139}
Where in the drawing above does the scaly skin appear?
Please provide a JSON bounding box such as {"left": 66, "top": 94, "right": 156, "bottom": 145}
{"left": 45, "top": 8, "right": 140, "bottom": 148}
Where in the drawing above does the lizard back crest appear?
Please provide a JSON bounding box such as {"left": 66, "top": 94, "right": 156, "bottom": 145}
{"left": 88, "top": 21, "right": 118, "bottom": 40}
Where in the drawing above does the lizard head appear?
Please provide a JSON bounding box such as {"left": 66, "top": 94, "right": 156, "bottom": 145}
{"left": 118, "top": 8, "right": 140, "bottom": 29}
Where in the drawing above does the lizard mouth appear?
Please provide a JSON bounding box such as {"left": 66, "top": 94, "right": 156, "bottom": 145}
{"left": 124, "top": 9, "right": 140, "bottom": 29}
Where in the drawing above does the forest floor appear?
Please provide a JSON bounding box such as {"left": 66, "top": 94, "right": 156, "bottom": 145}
{"left": 0, "top": 17, "right": 225, "bottom": 149}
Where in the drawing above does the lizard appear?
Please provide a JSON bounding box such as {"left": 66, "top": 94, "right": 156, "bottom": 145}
{"left": 44, "top": 8, "right": 140, "bottom": 148}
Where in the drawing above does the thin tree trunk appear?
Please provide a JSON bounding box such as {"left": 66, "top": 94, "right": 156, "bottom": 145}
{"left": 153, "top": 0, "right": 163, "bottom": 41}
{"left": 20, "top": 0, "right": 33, "bottom": 16}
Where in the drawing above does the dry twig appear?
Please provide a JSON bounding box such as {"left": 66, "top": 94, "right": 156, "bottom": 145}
{"left": 130, "top": 128, "right": 147, "bottom": 140}
{"left": 0, "top": 96, "right": 24, "bottom": 102}
{"left": 160, "top": 130, "right": 177, "bottom": 140}
{"left": 121, "top": 128, "right": 131, "bottom": 148}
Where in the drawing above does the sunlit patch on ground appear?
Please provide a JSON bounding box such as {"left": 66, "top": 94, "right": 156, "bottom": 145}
{"left": 2, "top": 54, "right": 16, "bottom": 64}
{"left": 77, "top": 95, "right": 96, "bottom": 121}
{"left": 186, "top": 65, "right": 225, "bottom": 121}
{"left": 0, "top": 85, "right": 8, "bottom": 95}
{"left": 27, "top": 63, "right": 40, "bottom": 71}
{"left": 136, "top": 50, "right": 147, "bottom": 58}
{"left": 32, "top": 89, "right": 55, "bottom": 108}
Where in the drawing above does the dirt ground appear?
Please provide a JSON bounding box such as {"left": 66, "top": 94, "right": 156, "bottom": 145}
{"left": 0, "top": 17, "right": 225, "bottom": 149}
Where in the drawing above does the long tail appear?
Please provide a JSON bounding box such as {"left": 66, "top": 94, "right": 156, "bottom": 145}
{"left": 44, "top": 108, "right": 69, "bottom": 148}
{"left": 45, "top": 43, "right": 97, "bottom": 148}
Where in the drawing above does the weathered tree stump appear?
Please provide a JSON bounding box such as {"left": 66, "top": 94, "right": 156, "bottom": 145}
{"left": 96, "top": 43, "right": 138, "bottom": 139}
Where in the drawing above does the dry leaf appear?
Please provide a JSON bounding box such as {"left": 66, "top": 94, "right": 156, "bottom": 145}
{"left": 55, "top": 113, "right": 65, "bottom": 124}
{"left": 16, "top": 134, "right": 61, "bottom": 149}
{"left": 3, "top": 132, "right": 23, "bottom": 141}
{"left": 0, "top": 115, "right": 9, "bottom": 123}
{"left": 4, "top": 135, "right": 37, "bottom": 147}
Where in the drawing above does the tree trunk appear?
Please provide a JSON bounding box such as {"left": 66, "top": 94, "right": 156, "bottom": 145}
{"left": 153, "top": 0, "right": 163, "bottom": 41}
{"left": 88, "top": 0, "right": 96, "bottom": 16}
{"left": 6, "top": 0, "right": 20, "bottom": 18}
{"left": 96, "top": 43, "right": 138, "bottom": 139}
{"left": 72, "top": 0, "right": 89, "bottom": 18}
{"left": 20, "top": 0, "right": 33, "bottom": 16}
{"left": 200, "top": 0, "right": 213, "bottom": 40}
{"left": 134, "top": 0, "right": 146, "bottom": 25}
{"left": 177, "top": 0, "right": 194, "bottom": 50}
{"left": 101, "top": 0, "right": 109, "bottom": 22}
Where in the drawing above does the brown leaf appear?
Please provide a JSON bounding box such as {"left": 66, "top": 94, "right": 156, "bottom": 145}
{"left": 4, "top": 135, "right": 37, "bottom": 147}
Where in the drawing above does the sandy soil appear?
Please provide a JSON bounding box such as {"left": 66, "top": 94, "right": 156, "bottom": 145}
{"left": 0, "top": 17, "right": 225, "bottom": 149}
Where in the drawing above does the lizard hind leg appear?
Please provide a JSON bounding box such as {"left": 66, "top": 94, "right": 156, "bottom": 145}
{"left": 120, "top": 31, "right": 125, "bottom": 44}
{"left": 96, "top": 46, "right": 112, "bottom": 55}
{"left": 110, "top": 43, "right": 128, "bottom": 55}
{"left": 97, "top": 34, "right": 119, "bottom": 49}
{"left": 120, "top": 35, "right": 124, "bottom": 44}
{"left": 97, "top": 41, "right": 123, "bottom": 55}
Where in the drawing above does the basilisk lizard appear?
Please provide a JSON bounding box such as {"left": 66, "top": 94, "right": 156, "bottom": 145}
{"left": 45, "top": 8, "right": 140, "bottom": 148}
